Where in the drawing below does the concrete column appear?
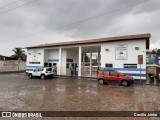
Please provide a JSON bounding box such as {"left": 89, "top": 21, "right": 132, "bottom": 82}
{"left": 78, "top": 46, "right": 82, "bottom": 76}
{"left": 58, "top": 48, "right": 62, "bottom": 75}
{"left": 83, "top": 53, "right": 85, "bottom": 66}
{"left": 98, "top": 48, "right": 100, "bottom": 69}
{"left": 82, "top": 53, "right": 85, "bottom": 75}
{"left": 90, "top": 52, "right": 92, "bottom": 76}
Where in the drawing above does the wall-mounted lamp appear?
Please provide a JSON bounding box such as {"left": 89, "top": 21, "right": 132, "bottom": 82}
{"left": 38, "top": 53, "right": 41, "bottom": 55}
{"left": 105, "top": 49, "right": 109, "bottom": 51}
{"left": 135, "top": 47, "right": 139, "bottom": 50}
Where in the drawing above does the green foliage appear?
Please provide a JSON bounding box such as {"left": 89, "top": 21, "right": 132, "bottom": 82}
{"left": 85, "top": 53, "right": 90, "bottom": 62}
{"left": 146, "top": 51, "right": 150, "bottom": 54}
{"left": 151, "top": 50, "right": 156, "bottom": 54}
{"left": 147, "top": 48, "right": 160, "bottom": 56}
{"left": 85, "top": 62, "right": 90, "bottom": 66}
{"left": 156, "top": 49, "right": 160, "bottom": 56}
{"left": 11, "top": 47, "right": 26, "bottom": 61}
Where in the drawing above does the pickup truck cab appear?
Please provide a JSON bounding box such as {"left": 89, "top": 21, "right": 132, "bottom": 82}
{"left": 28, "top": 67, "right": 53, "bottom": 79}
{"left": 97, "top": 70, "right": 134, "bottom": 86}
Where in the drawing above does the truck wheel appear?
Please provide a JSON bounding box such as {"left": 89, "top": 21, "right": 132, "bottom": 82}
{"left": 28, "top": 74, "right": 32, "bottom": 79}
{"left": 122, "top": 80, "right": 129, "bottom": 86}
{"left": 41, "top": 74, "right": 45, "bottom": 79}
{"left": 98, "top": 79, "right": 104, "bottom": 85}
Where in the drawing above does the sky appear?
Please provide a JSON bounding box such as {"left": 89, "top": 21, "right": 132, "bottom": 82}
{"left": 0, "top": 0, "right": 160, "bottom": 56}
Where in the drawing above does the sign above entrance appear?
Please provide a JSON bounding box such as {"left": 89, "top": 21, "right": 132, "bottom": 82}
{"left": 67, "top": 58, "right": 73, "bottom": 62}
{"left": 115, "top": 44, "right": 127, "bottom": 60}
{"left": 48, "top": 59, "right": 59, "bottom": 62}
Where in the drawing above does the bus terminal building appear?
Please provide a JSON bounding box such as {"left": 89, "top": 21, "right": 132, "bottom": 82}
{"left": 26, "top": 33, "right": 151, "bottom": 81}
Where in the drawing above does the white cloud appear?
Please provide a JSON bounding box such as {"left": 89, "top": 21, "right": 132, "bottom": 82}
{"left": 0, "top": 0, "right": 160, "bottom": 56}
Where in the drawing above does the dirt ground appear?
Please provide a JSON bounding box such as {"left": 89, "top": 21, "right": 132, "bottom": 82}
{"left": 0, "top": 73, "right": 160, "bottom": 120}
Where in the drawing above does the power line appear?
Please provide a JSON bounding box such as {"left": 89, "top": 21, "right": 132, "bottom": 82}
{"left": 1, "top": 0, "right": 150, "bottom": 43}
{"left": 0, "top": 0, "right": 39, "bottom": 15}
{"left": 0, "top": 0, "right": 22, "bottom": 10}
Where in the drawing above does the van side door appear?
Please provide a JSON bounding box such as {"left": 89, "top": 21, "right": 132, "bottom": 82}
{"left": 32, "top": 68, "right": 39, "bottom": 76}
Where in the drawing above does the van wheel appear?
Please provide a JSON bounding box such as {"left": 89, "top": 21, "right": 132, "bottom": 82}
{"left": 28, "top": 74, "right": 32, "bottom": 79}
{"left": 98, "top": 79, "right": 104, "bottom": 85}
{"left": 122, "top": 80, "right": 129, "bottom": 86}
{"left": 41, "top": 74, "right": 45, "bottom": 79}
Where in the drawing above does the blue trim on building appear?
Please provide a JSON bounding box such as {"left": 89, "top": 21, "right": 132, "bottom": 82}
{"left": 26, "top": 69, "right": 34, "bottom": 71}
{"left": 48, "top": 59, "right": 59, "bottom": 62}
{"left": 26, "top": 66, "right": 43, "bottom": 68}
{"left": 101, "top": 67, "right": 146, "bottom": 71}
{"left": 123, "top": 73, "right": 146, "bottom": 77}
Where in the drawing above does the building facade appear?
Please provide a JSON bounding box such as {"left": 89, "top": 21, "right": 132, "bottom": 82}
{"left": 26, "top": 33, "right": 151, "bottom": 81}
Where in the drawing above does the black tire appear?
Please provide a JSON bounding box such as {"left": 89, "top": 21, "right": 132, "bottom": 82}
{"left": 122, "top": 80, "right": 129, "bottom": 86}
{"left": 41, "top": 74, "right": 45, "bottom": 79}
{"left": 28, "top": 74, "right": 32, "bottom": 79}
{"left": 98, "top": 79, "right": 104, "bottom": 85}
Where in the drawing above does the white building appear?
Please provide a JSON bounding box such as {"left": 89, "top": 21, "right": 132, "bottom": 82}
{"left": 26, "top": 33, "right": 151, "bottom": 81}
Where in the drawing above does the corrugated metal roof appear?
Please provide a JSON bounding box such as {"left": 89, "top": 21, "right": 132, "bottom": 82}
{"left": 26, "top": 33, "right": 151, "bottom": 49}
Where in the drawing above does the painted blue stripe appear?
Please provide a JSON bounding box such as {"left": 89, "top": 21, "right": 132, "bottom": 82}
{"left": 101, "top": 67, "right": 146, "bottom": 71}
{"left": 26, "top": 69, "right": 34, "bottom": 71}
{"left": 123, "top": 73, "right": 146, "bottom": 77}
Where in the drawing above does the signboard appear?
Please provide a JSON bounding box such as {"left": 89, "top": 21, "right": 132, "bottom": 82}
{"left": 146, "top": 55, "right": 158, "bottom": 64}
{"left": 66, "top": 58, "right": 73, "bottom": 62}
{"left": 138, "top": 55, "right": 143, "bottom": 64}
{"left": 32, "top": 51, "right": 38, "bottom": 61}
{"left": 116, "top": 44, "right": 127, "bottom": 60}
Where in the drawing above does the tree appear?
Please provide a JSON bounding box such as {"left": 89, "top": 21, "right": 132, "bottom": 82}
{"left": 146, "top": 51, "right": 150, "bottom": 54}
{"left": 11, "top": 47, "right": 26, "bottom": 70}
{"left": 151, "top": 50, "right": 156, "bottom": 54}
{"left": 156, "top": 49, "right": 160, "bottom": 56}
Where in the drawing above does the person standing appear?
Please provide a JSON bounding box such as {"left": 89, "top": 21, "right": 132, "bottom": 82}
{"left": 53, "top": 63, "right": 57, "bottom": 75}
{"left": 70, "top": 64, "right": 74, "bottom": 76}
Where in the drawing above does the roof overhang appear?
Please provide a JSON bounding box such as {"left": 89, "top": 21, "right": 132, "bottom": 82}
{"left": 26, "top": 33, "right": 151, "bottom": 49}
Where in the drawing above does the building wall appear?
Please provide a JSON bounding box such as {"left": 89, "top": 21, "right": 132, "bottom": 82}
{"left": 26, "top": 48, "right": 44, "bottom": 71}
{"left": 45, "top": 49, "right": 59, "bottom": 61}
{"left": 44, "top": 49, "right": 60, "bottom": 74}
{"left": 101, "top": 39, "right": 146, "bottom": 81}
{"left": 0, "top": 60, "right": 26, "bottom": 71}
{"left": 26, "top": 48, "right": 78, "bottom": 75}
{"left": 26, "top": 39, "right": 147, "bottom": 81}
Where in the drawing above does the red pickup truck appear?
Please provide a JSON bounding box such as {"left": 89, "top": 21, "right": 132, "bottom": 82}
{"left": 97, "top": 70, "right": 134, "bottom": 86}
